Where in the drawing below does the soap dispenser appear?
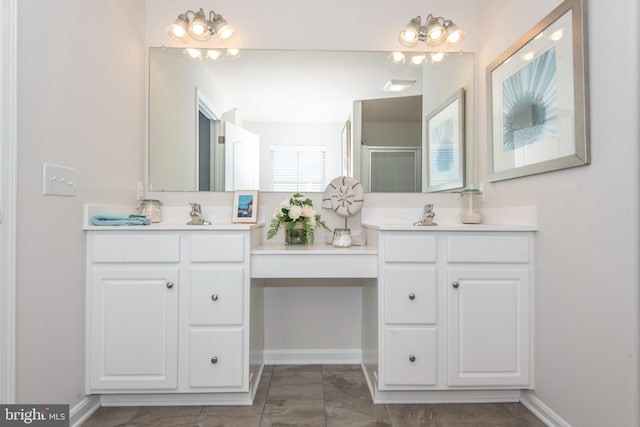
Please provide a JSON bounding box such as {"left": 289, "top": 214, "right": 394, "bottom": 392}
{"left": 460, "top": 189, "right": 482, "bottom": 224}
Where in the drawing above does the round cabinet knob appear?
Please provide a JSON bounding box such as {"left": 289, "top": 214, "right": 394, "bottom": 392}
{"left": 211, "top": 356, "right": 218, "bottom": 364}
{"left": 409, "top": 355, "right": 416, "bottom": 362}
{"left": 211, "top": 294, "right": 219, "bottom": 301}
{"left": 452, "top": 282, "right": 459, "bottom": 289}
{"left": 408, "top": 293, "right": 416, "bottom": 301}
{"left": 166, "top": 281, "right": 174, "bottom": 289}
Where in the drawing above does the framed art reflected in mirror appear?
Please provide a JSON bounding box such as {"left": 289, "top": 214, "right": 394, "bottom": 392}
{"left": 426, "top": 88, "right": 465, "bottom": 192}
{"left": 487, "top": 0, "right": 589, "bottom": 182}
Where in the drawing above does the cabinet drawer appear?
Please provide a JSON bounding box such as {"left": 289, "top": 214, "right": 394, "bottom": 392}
{"left": 189, "top": 268, "right": 244, "bottom": 325}
{"left": 189, "top": 328, "right": 244, "bottom": 388}
{"left": 384, "top": 234, "right": 437, "bottom": 263}
{"left": 190, "top": 234, "right": 245, "bottom": 263}
{"left": 383, "top": 327, "right": 437, "bottom": 386}
{"left": 92, "top": 234, "right": 180, "bottom": 263}
{"left": 384, "top": 266, "right": 437, "bottom": 325}
{"left": 447, "top": 235, "right": 529, "bottom": 263}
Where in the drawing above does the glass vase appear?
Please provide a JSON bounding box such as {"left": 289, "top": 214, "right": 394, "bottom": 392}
{"left": 285, "top": 222, "right": 308, "bottom": 245}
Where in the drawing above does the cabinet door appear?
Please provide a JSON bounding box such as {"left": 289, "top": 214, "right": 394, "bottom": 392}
{"left": 90, "top": 268, "right": 179, "bottom": 390}
{"left": 447, "top": 268, "right": 530, "bottom": 387}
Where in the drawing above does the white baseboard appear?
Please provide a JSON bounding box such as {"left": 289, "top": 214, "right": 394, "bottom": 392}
{"left": 70, "top": 395, "right": 101, "bottom": 427}
{"left": 520, "top": 390, "right": 571, "bottom": 427}
{"left": 264, "top": 348, "right": 362, "bottom": 365}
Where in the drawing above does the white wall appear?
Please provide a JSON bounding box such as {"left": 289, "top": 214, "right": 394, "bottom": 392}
{"left": 476, "top": 1, "right": 639, "bottom": 426}
{"left": 16, "top": 0, "right": 145, "bottom": 407}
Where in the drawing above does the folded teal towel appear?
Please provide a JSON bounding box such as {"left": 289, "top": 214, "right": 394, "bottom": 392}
{"left": 91, "top": 214, "right": 151, "bottom": 226}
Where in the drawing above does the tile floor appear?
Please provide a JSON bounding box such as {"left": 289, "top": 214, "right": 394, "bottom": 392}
{"left": 82, "top": 365, "right": 546, "bottom": 426}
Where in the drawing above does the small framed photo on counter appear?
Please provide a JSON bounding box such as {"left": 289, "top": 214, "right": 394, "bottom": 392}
{"left": 232, "top": 190, "right": 259, "bottom": 223}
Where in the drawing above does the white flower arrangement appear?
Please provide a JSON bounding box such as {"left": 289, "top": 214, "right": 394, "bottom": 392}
{"left": 267, "top": 193, "right": 330, "bottom": 243}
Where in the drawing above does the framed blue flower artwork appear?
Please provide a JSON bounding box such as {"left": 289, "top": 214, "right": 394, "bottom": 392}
{"left": 487, "top": 0, "right": 589, "bottom": 182}
{"left": 426, "top": 88, "right": 465, "bottom": 192}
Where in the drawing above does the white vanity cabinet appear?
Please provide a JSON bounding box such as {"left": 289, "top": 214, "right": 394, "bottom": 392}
{"left": 379, "top": 233, "right": 438, "bottom": 389}
{"left": 372, "top": 228, "right": 534, "bottom": 395}
{"left": 88, "top": 233, "right": 181, "bottom": 391}
{"left": 446, "top": 234, "right": 531, "bottom": 387}
{"left": 85, "top": 228, "right": 259, "bottom": 398}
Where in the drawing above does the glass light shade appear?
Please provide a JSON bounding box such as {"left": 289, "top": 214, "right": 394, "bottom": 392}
{"left": 212, "top": 15, "right": 234, "bottom": 41}
{"left": 184, "top": 48, "right": 202, "bottom": 59}
{"left": 167, "top": 15, "right": 189, "bottom": 42}
{"left": 399, "top": 17, "right": 421, "bottom": 47}
{"left": 445, "top": 22, "right": 465, "bottom": 46}
{"left": 206, "top": 49, "right": 223, "bottom": 60}
{"left": 409, "top": 54, "right": 426, "bottom": 65}
{"left": 389, "top": 51, "right": 406, "bottom": 64}
{"left": 226, "top": 48, "right": 241, "bottom": 59}
{"left": 188, "top": 9, "right": 211, "bottom": 41}
{"left": 425, "top": 16, "right": 446, "bottom": 45}
{"left": 431, "top": 52, "right": 445, "bottom": 62}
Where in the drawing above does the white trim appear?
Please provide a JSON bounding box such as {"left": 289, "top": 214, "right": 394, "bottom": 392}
{"left": 0, "top": 0, "right": 17, "bottom": 405}
{"left": 263, "top": 348, "right": 362, "bottom": 365}
{"left": 520, "top": 390, "right": 572, "bottom": 427}
{"left": 70, "top": 396, "right": 101, "bottom": 427}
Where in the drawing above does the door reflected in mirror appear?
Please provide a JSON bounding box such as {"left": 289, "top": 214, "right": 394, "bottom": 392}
{"left": 148, "top": 48, "right": 474, "bottom": 193}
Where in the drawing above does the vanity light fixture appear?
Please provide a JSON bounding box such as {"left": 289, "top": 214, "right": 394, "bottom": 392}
{"left": 399, "top": 13, "right": 465, "bottom": 48}
{"left": 167, "top": 8, "right": 235, "bottom": 43}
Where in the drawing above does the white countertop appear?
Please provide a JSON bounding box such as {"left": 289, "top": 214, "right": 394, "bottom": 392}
{"left": 362, "top": 223, "right": 538, "bottom": 232}
{"left": 83, "top": 222, "right": 265, "bottom": 231}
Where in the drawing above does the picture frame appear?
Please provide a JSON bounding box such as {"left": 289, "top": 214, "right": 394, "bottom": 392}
{"left": 232, "top": 190, "right": 259, "bottom": 223}
{"left": 425, "top": 88, "right": 465, "bottom": 192}
{"left": 487, "top": 0, "right": 589, "bottom": 182}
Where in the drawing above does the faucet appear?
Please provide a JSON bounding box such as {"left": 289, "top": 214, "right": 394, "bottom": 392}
{"left": 413, "top": 203, "right": 437, "bottom": 226}
{"left": 186, "top": 202, "right": 210, "bottom": 225}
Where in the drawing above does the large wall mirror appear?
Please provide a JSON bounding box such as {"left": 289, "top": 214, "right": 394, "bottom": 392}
{"left": 149, "top": 47, "right": 474, "bottom": 193}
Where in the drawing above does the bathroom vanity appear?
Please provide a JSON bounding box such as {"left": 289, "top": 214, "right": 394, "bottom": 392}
{"left": 84, "top": 209, "right": 535, "bottom": 405}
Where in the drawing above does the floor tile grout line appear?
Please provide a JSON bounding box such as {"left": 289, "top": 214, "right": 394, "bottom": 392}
{"left": 321, "top": 364, "right": 328, "bottom": 427}
{"left": 258, "top": 367, "right": 274, "bottom": 426}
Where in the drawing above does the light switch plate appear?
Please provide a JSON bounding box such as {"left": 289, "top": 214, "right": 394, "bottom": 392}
{"left": 43, "top": 163, "right": 76, "bottom": 196}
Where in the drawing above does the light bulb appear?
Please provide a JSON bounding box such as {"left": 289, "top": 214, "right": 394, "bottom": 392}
{"left": 550, "top": 29, "right": 564, "bottom": 41}
{"left": 431, "top": 52, "right": 445, "bottom": 62}
{"left": 185, "top": 48, "right": 202, "bottom": 59}
{"left": 389, "top": 51, "right": 406, "bottom": 64}
{"left": 206, "top": 50, "right": 223, "bottom": 60}
{"left": 410, "top": 54, "right": 426, "bottom": 65}
{"left": 188, "top": 9, "right": 211, "bottom": 41}
{"left": 166, "top": 14, "right": 189, "bottom": 42}
{"left": 399, "top": 17, "right": 421, "bottom": 47}
{"left": 226, "top": 48, "right": 240, "bottom": 58}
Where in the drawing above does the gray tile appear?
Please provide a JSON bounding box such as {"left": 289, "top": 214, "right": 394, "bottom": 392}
{"left": 81, "top": 406, "right": 140, "bottom": 427}
{"left": 273, "top": 364, "right": 323, "bottom": 375}
{"left": 261, "top": 399, "right": 325, "bottom": 426}
{"left": 431, "top": 403, "right": 513, "bottom": 424}
{"left": 196, "top": 406, "right": 262, "bottom": 427}
{"left": 323, "top": 364, "right": 364, "bottom": 377}
{"left": 125, "top": 406, "right": 202, "bottom": 426}
{"left": 325, "top": 397, "right": 391, "bottom": 427}
{"left": 385, "top": 404, "right": 435, "bottom": 427}
{"left": 323, "top": 374, "right": 371, "bottom": 401}
{"left": 267, "top": 372, "right": 323, "bottom": 400}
